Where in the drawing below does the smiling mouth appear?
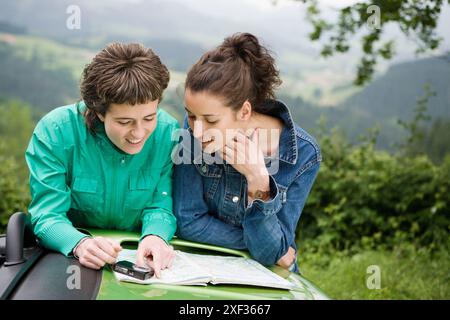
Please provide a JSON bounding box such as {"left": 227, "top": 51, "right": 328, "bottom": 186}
{"left": 126, "top": 138, "right": 144, "bottom": 145}
{"left": 201, "top": 139, "right": 214, "bottom": 147}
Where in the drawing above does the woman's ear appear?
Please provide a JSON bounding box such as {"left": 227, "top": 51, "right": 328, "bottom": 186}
{"left": 237, "top": 100, "right": 252, "bottom": 121}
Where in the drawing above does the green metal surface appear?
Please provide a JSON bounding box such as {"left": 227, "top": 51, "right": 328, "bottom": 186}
{"left": 87, "top": 229, "right": 329, "bottom": 300}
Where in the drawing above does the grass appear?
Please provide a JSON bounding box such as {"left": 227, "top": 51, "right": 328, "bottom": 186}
{"left": 298, "top": 244, "right": 450, "bottom": 299}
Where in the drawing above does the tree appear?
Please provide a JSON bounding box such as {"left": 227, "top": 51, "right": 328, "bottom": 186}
{"left": 0, "top": 98, "right": 35, "bottom": 162}
{"left": 0, "top": 99, "right": 35, "bottom": 231}
{"left": 0, "top": 142, "right": 30, "bottom": 232}
{"left": 298, "top": 0, "right": 450, "bottom": 85}
{"left": 397, "top": 83, "right": 434, "bottom": 157}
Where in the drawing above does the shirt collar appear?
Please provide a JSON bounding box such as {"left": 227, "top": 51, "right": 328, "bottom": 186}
{"left": 263, "top": 99, "right": 298, "bottom": 165}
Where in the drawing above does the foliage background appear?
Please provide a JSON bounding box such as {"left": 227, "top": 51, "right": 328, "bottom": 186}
{"left": 0, "top": 0, "right": 449, "bottom": 299}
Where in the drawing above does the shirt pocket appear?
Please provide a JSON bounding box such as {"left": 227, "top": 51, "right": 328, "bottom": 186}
{"left": 125, "top": 170, "right": 158, "bottom": 211}
{"left": 194, "top": 163, "right": 221, "bottom": 201}
{"left": 194, "top": 163, "right": 222, "bottom": 178}
{"left": 71, "top": 176, "right": 103, "bottom": 213}
{"left": 219, "top": 171, "right": 245, "bottom": 226}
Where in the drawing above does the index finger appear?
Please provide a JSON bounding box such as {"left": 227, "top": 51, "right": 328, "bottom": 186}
{"left": 135, "top": 247, "right": 147, "bottom": 268}
{"left": 148, "top": 251, "right": 162, "bottom": 278}
{"left": 224, "top": 129, "right": 240, "bottom": 146}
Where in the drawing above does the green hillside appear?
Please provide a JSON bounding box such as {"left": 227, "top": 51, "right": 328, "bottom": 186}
{"left": 340, "top": 54, "right": 450, "bottom": 119}
{"left": 334, "top": 54, "right": 450, "bottom": 148}
{"left": 0, "top": 33, "right": 85, "bottom": 111}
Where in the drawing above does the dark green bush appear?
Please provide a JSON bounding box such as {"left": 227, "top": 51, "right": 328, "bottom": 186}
{"left": 0, "top": 143, "right": 30, "bottom": 232}
{"left": 299, "top": 131, "right": 450, "bottom": 253}
{"left": 0, "top": 99, "right": 34, "bottom": 233}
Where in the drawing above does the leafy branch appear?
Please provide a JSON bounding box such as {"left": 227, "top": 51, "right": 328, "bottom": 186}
{"left": 298, "top": 0, "right": 449, "bottom": 85}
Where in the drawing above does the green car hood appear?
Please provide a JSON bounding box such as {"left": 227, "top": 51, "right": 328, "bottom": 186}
{"left": 87, "top": 229, "right": 329, "bottom": 300}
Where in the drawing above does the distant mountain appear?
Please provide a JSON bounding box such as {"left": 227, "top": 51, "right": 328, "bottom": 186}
{"left": 0, "top": 40, "right": 79, "bottom": 111}
{"left": 340, "top": 54, "right": 450, "bottom": 119}
{"left": 325, "top": 54, "right": 450, "bottom": 149}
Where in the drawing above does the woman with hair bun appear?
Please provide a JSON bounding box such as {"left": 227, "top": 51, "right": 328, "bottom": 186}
{"left": 173, "top": 33, "right": 321, "bottom": 272}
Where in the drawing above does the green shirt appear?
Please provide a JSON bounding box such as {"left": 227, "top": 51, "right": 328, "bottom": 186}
{"left": 25, "top": 102, "right": 179, "bottom": 256}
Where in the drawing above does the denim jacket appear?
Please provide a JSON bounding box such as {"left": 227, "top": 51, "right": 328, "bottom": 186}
{"left": 173, "top": 100, "right": 322, "bottom": 270}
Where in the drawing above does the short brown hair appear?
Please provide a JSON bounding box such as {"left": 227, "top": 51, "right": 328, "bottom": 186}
{"left": 80, "top": 42, "right": 170, "bottom": 133}
{"left": 185, "top": 33, "right": 281, "bottom": 113}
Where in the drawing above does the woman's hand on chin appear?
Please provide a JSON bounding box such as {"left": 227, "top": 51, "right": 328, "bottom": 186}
{"left": 222, "top": 128, "right": 270, "bottom": 192}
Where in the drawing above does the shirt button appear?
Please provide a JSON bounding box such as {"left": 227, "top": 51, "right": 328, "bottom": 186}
{"left": 120, "top": 158, "right": 126, "bottom": 165}
{"left": 232, "top": 196, "right": 239, "bottom": 203}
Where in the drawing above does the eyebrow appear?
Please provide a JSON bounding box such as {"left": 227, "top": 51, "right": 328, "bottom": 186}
{"left": 114, "top": 112, "right": 156, "bottom": 120}
{"left": 184, "top": 107, "right": 219, "bottom": 117}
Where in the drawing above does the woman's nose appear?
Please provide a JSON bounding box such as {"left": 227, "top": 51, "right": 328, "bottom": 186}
{"left": 131, "top": 124, "right": 146, "bottom": 139}
{"left": 192, "top": 120, "right": 203, "bottom": 140}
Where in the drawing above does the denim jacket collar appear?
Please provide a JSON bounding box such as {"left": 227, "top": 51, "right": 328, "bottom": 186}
{"left": 265, "top": 99, "right": 298, "bottom": 165}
